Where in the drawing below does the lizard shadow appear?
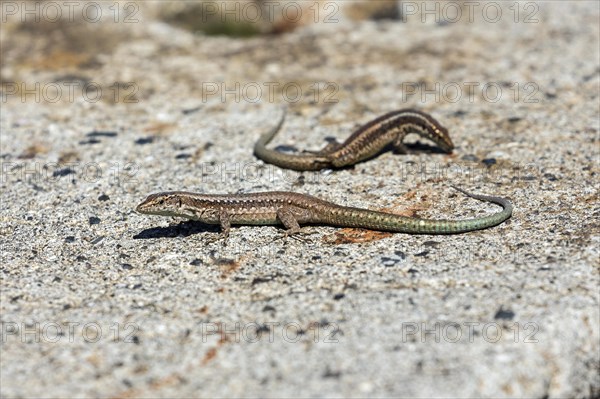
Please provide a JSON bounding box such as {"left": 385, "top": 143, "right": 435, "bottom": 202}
{"left": 395, "top": 141, "right": 450, "bottom": 154}
{"left": 324, "top": 141, "right": 451, "bottom": 171}
{"left": 288, "top": 139, "right": 448, "bottom": 157}
{"left": 133, "top": 221, "right": 219, "bottom": 239}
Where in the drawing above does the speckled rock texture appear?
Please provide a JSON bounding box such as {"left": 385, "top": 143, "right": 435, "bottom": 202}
{"left": 1, "top": 1, "right": 598, "bottom": 397}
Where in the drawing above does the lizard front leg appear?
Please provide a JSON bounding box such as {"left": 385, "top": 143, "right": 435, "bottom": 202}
{"left": 205, "top": 209, "right": 231, "bottom": 244}
{"left": 392, "top": 131, "right": 412, "bottom": 154}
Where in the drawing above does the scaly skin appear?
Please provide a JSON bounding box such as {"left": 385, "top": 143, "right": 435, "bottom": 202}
{"left": 136, "top": 187, "right": 512, "bottom": 240}
{"left": 253, "top": 109, "right": 455, "bottom": 171}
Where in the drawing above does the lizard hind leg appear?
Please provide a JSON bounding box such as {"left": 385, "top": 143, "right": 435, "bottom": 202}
{"left": 303, "top": 139, "right": 343, "bottom": 156}
{"left": 276, "top": 207, "right": 316, "bottom": 241}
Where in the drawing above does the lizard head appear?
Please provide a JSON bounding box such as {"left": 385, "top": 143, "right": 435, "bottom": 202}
{"left": 402, "top": 110, "right": 454, "bottom": 153}
{"left": 136, "top": 192, "right": 190, "bottom": 218}
{"left": 137, "top": 192, "right": 221, "bottom": 223}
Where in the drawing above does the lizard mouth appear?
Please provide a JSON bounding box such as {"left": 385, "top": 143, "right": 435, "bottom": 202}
{"left": 135, "top": 198, "right": 152, "bottom": 213}
{"left": 440, "top": 139, "right": 454, "bottom": 153}
{"left": 136, "top": 204, "right": 153, "bottom": 214}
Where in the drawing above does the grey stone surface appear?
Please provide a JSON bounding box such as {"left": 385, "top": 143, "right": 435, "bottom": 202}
{"left": 1, "top": 1, "right": 598, "bottom": 397}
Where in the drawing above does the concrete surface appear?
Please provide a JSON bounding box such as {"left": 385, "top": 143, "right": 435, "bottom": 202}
{"left": 1, "top": 1, "right": 598, "bottom": 397}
